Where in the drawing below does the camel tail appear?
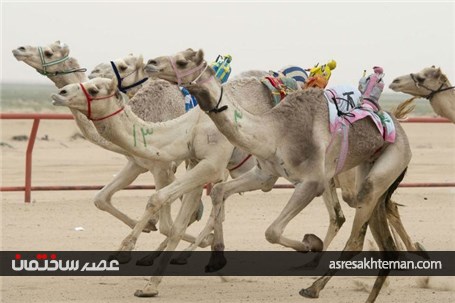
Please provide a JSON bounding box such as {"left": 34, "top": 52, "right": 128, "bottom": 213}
{"left": 391, "top": 97, "right": 417, "bottom": 120}
{"left": 384, "top": 167, "right": 407, "bottom": 206}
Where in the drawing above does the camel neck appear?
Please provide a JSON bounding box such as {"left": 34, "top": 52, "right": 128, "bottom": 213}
{"left": 429, "top": 81, "right": 455, "bottom": 121}
{"left": 189, "top": 80, "right": 268, "bottom": 159}
{"left": 91, "top": 99, "right": 198, "bottom": 162}
{"left": 48, "top": 58, "right": 127, "bottom": 155}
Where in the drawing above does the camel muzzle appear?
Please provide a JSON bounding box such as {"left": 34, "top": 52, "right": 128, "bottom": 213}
{"left": 51, "top": 94, "right": 67, "bottom": 106}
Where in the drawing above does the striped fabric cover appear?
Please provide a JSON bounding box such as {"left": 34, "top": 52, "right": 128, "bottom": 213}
{"left": 271, "top": 66, "right": 308, "bottom": 87}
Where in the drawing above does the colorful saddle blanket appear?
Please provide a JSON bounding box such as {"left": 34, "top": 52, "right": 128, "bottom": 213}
{"left": 270, "top": 66, "right": 308, "bottom": 87}
{"left": 261, "top": 75, "right": 300, "bottom": 105}
{"left": 324, "top": 85, "right": 396, "bottom": 173}
{"left": 179, "top": 86, "right": 198, "bottom": 112}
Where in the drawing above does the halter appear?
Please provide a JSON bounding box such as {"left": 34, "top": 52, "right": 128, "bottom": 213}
{"left": 36, "top": 46, "right": 87, "bottom": 77}
{"left": 110, "top": 61, "right": 148, "bottom": 93}
{"left": 410, "top": 73, "right": 455, "bottom": 101}
{"left": 79, "top": 83, "right": 124, "bottom": 121}
{"left": 168, "top": 56, "right": 213, "bottom": 85}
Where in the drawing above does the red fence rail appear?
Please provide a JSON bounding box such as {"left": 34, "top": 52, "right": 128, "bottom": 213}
{"left": 1, "top": 113, "right": 453, "bottom": 203}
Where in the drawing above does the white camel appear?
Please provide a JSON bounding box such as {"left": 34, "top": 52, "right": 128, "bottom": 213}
{"left": 147, "top": 49, "right": 416, "bottom": 302}
{"left": 12, "top": 42, "right": 213, "bottom": 245}
{"left": 390, "top": 66, "right": 455, "bottom": 122}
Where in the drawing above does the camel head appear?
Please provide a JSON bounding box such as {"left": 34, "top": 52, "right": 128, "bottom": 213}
{"left": 88, "top": 62, "right": 114, "bottom": 79}
{"left": 12, "top": 40, "right": 70, "bottom": 73}
{"left": 89, "top": 54, "right": 145, "bottom": 80}
{"left": 89, "top": 54, "right": 147, "bottom": 96}
{"left": 389, "top": 66, "right": 450, "bottom": 99}
{"left": 51, "top": 78, "right": 121, "bottom": 120}
{"left": 144, "top": 48, "right": 207, "bottom": 85}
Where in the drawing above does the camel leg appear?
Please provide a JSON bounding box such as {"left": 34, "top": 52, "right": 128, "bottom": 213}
{"left": 364, "top": 198, "right": 397, "bottom": 303}
{"left": 300, "top": 142, "right": 410, "bottom": 299}
{"left": 321, "top": 179, "right": 346, "bottom": 250}
{"left": 93, "top": 158, "right": 150, "bottom": 229}
{"left": 264, "top": 179, "right": 326, "bottom": 252}
{"left": 152, "top": 165, "right": 211, "bottom": 248}
{"left": 300, "top": 179, "right": 346, "bottom": 268}
{"left": 178, "top": 166, "right": 278, "bottom": 269}
{"left": 116, "top": 158, "right": 225, "bottom": 257}
{"left": 134, "top": 192, "right": 201, "bottom": 297}
{"left": 334, "top": 168, "right": 357, "bottom": 206}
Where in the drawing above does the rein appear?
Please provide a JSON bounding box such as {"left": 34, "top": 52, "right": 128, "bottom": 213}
{"left": 36, "top": 46, "right": 87, "bottom": 76}
{"left": 207, "top": 86, "right": 228, "bottom": 113}
{"left": 79, "top": 83, "right": 124, "bottom": 121}
{"left": 410, "top": 73, "right": 455, "bottom": 101}
{"left": 110, "top": 61, "right": 148, "bottom": 93}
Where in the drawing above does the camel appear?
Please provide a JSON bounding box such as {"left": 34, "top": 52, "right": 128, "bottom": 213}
{"left": 148, "top": 49, "right": 416, "bottom": 302}
{"left": 390, "top": 66, "right": 455, "bottom": 122}
{"left": 12, "top": 42, "right": 214, "bottom": 246}
{"left": 50, "top": 74, "right": 241, "bottom": 293}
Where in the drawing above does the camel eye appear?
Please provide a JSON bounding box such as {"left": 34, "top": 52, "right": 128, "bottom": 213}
{"left": 119, "top": 65, "right": 127, "bottom": 71}
{"left": 416, "top": 75, "right": 425, "bottom": 83}
{"left": 44, "top": 50, "right": 53, "bottom": 58}
{"left": 176, "top": 59, "right": 188, "bottom": 68}
{"left": 88, "top": 88, "right": 98, "bottom": 95}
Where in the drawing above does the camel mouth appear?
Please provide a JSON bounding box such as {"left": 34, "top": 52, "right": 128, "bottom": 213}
{"left": 51, "top": 94, "right": 67, "bottom": 106}
{"left": 143, "top": 65, "right": 161, "bottom": 75}
{"left": 12, "top": 49, "right": 30, "bottom": 61}
{"left": 388, "top": 83, "right": 400, "bottom": 91}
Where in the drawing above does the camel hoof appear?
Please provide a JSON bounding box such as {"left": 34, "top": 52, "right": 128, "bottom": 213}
{"left": 142, "top": 220, "right": 158, "bottom": 233}
{"left": 301, "top": 258, "right": 320, "bottom": 269}
{"left": 205, "top": 251, "right": 227, "bottom": 272}
{"left": 302, "top": 234, "right": 323, "bottom": 252}
{"left": 299, "top": 288, "right": 319, "bottom": 299}
{"left": 414, "top": 242, "right": 430, "bottom": 259}
{"left": 136, "top": 255, "right": 156, "bottom": 266}
{"left": 109, "top": 251, "right": 132, "bottom": 264}
{"left": 170, "top": 257, "right": 188, "bottom": 265}
{"left": 134, "top": 289, "right": 158, "bottom": 297}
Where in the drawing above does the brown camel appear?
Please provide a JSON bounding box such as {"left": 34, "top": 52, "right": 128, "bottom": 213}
{"left": 147, "top": 49, "right": 416, "bottom": 302}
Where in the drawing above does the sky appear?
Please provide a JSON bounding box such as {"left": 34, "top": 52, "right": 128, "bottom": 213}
{"left": 2, "top": 1, "right": 454, "bottom": 92}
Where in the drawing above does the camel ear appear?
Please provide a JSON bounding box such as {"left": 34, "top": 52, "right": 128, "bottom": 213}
{"left": 431, "top": 68, "right": 441, "bottom": 79}
{"left": 195, "top": 49, "right": 204, "bottom": 65}
{"left": 88, "top": 86, "right": 99, "bottom": 96}
{"left": 137, "top": 54, "right": 144, "bottom": 67}
{"left": 431, "top": 65, "right": 435, "bottom": 68}
{"left": 175, "top": 53, "right": 188, "bottom": 67}
{"left": 60, "top": 42, "right": 69, "bottom": 56}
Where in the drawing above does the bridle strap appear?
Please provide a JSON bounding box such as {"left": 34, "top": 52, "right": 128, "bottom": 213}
{"left": 36, "top": 46, "right": 86, "bottom": 76}
{"left": 168, "top": 56, "right": 208, "bottom": 85}
{"left": 207, "top": 86, "right": 228, "bottom": 113}
{"left": 410, "top": 73, "right": 455, "bottom": 101}
{"left": 110, "top": 61, "right": 148, "bottom": 93}
{"left": 79, "top": 83, "right": 124, "bottom": 121}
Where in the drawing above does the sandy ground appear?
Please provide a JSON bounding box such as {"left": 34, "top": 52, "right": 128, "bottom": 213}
{"left": 1, "top": 119, "right": 455, "bottom": 302}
